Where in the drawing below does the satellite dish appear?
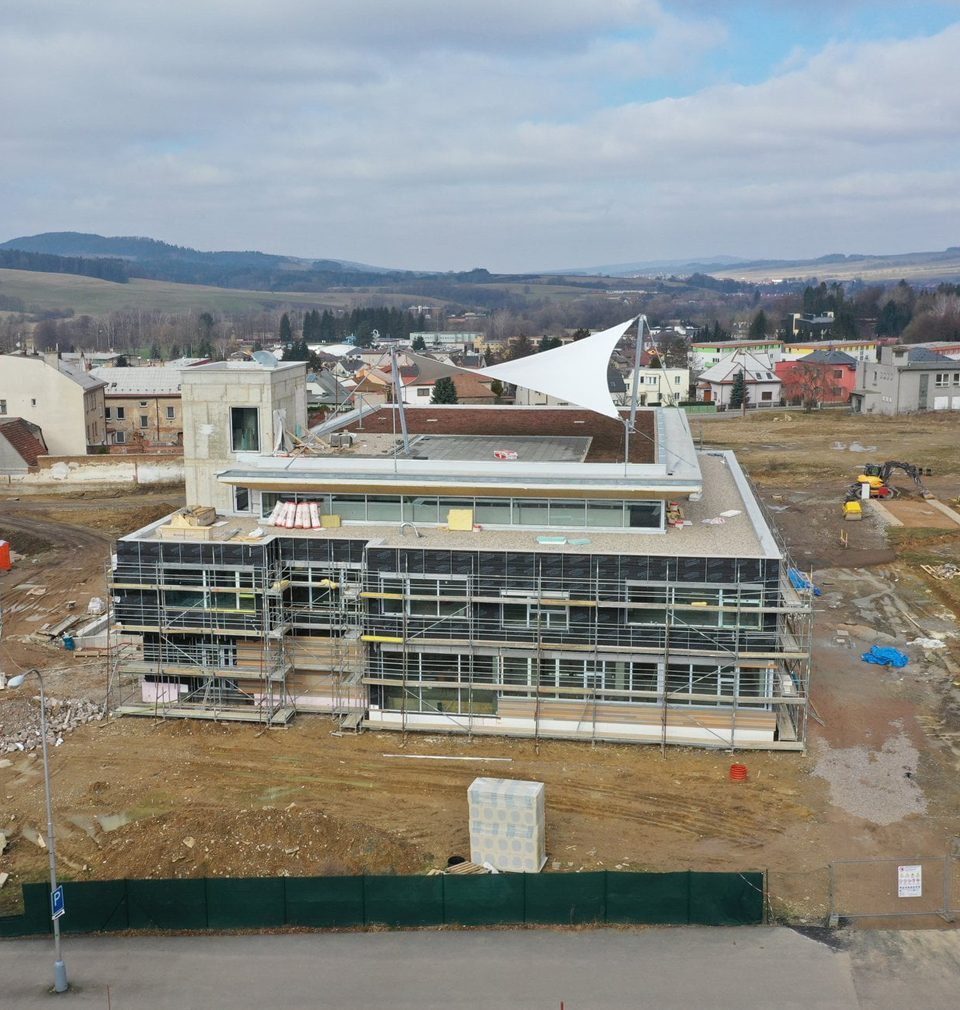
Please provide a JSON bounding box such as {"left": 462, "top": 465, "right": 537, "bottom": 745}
{"left": 252, "top": 350, "right": 279, "bottom": 369}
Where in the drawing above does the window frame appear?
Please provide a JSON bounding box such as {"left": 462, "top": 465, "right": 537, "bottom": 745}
{"left": 230, "top": 406, "right": 260, "bottom": 452}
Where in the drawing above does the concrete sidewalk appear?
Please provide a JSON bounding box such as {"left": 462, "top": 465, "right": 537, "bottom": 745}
{"left": 1, "top": 926, "right": 865, "bottom": 1009}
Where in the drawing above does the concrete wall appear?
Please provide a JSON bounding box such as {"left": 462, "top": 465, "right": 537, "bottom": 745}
{"left": 181, "top": 362, "right": 307, "bottom": 511}
{"left": 0, "top": 355, "right": 101, "bottom": 455}
{"left": 0, "top": 453, "right": 184, "bottom": 491}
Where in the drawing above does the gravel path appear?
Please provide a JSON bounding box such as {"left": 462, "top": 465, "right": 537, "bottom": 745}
{"left": 811, "top": 729, "right": 927, "bottom": 825}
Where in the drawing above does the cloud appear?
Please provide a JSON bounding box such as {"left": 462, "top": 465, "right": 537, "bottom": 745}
{"left": 1, "top": 4, "right": 959, "bottom": 269}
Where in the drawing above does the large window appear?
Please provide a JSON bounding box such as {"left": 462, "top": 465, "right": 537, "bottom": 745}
{"left": 231, "top": 407, "right": 260, "bottom": 451}
{"left": 628, "top": 584, "right": 763, "bottom": 628}
{"left": 259, "top": 491, "right": 663, "bottom": 532}
{"left": 500, "top": 590, "right": 570, "bottom": 630}
{"left": 380, "top": 576, "right": 467, "bottom": 619}
{"left": 163, "top": 569, "right": 256, "bottom": 613}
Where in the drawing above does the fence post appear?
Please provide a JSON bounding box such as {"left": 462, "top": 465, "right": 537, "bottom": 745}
{"left": 943, "top": 855, "right": 954, "bottom": 923}
{"left": 827, "top": 863, "right": 838, "bottom": 927}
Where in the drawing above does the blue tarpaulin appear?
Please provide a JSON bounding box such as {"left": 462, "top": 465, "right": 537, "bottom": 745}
{"left": 861, "top": 646, "right": 909, "bottom": 668}
{"left": 788, "top": 567, "right": 822, "bottom": 597}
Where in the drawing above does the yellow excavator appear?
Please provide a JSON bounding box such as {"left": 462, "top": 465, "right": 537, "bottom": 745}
{"left": 844, "top": 460, "right": 932, "bottom": 519}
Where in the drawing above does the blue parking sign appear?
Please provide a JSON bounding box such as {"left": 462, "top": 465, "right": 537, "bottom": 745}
{"left": 51, "top": 886, "right": 65, "bottom": 920}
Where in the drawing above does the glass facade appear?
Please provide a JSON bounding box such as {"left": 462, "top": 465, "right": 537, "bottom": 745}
{"left": 259, "top": 491, "right": 664, "bottom": 532}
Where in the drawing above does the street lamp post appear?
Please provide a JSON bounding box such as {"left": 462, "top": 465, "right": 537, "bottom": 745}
{"left": 7, "top": 669, "right": 68, "bottom": 993}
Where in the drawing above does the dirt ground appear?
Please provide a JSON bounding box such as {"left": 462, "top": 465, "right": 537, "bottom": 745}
{"left": 1, "top": 415, "right": 960, "bottom": 924}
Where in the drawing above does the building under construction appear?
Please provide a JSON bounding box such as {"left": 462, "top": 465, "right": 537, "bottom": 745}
{"left": 108, "top": 347, "right": 812, "bottom": 750}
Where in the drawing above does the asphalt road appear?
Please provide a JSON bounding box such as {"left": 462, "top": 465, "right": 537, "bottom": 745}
{"left": 0, "top": 926, "right": 864, "bottom": 1010}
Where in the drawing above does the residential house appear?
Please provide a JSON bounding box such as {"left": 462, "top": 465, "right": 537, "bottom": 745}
{"left": 409, "top": 332, "right": 484, "bottom": 351}
{"left": 0, "top": 417, "right": 48, "bottom": 475}
{"left": 907, "top": 342, "right": 960, "bottom": 361}
{"left": 513, "top": 368, "right": 632, "bottom": 408}
{"left": 90, "top": 366, "right": 187, "bottom": 448}
{"left": 776, "top": 350, "right": 858, "bottom": 405}
{"left": 689, "top": 339, "right": 783, "bottom": 372}
{"left": 851, "top": 346, "right": 960, "bottom": 415}
{"left": 783, "top": 312, "right": 836, "bottom": 339}
{"left": 0, "top": 352, "right": 106, "bottom": 454}
{"left": 306, "top": 370, "right": 351, "bottom": 413}
{"left": 697, "top": 351, "right": 782, "bottom": 408}
{"left": 779, "top": 338, "right": 887, "bottom": 363}
{"left": 623, "top": 367, "right": 690, "bottom": 406}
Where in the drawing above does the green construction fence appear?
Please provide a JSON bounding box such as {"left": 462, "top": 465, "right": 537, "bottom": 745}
{"left": 0, "top": 870, "right": 763, "bottom": 937}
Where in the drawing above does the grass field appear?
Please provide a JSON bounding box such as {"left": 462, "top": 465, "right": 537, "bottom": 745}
{"left": 0, "top": 268, "right": 440, "bottom": 315}
{"left": 710, "top": 252, "right": 960, "bottom": 285}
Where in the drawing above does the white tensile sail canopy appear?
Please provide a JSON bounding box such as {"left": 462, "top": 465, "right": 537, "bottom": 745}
{"left": 471, "top": 317, "right": 637, "bottom": 419}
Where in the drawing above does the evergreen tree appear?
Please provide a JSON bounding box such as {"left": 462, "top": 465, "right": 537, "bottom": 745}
{"left": 169, "top": 343, "right": 181, "bottom": 360}
{"left": 571, "top": 328, "right": 590, "bottom": 341}
{"left": 431, "top": 376, "right": 459, "bottom": 404}
{"left": 538, "top": 335, "right": 562, "bottom": 352}
{"left": 747, "top": 310, "right": 768, "bottom": 340}
{"left": 412, "top": 335, "right": 427, "bottom": 351}
{"left": 508, "top": 333, "right": 534, "bottom": 359}
{"left": 711, "top": 320, "right": 731, "bottom": 342}
{"left": 198, "top": 312, "right": 215, "bottom": 342}
{"left": 279, "top": 312, "right": 292, "bottom": 343}
{"left": 149, "top": 342, "right": 162, "bottom": 360}
{"left": 284, "top": 339, "right": 311, "bottom": 362}
{"left": 729, "top": 370, "right": 749, "bottom": 409}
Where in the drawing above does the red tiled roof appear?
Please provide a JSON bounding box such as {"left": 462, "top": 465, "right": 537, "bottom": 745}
{"left": 0, "top": 417, "right": 48, "bottom": 468}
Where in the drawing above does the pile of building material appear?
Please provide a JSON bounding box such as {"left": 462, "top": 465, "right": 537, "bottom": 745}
{"left": 0, "top": 695, "right": 105, "bottom": 753}
{"left": 266, "top": 501, "right": 340, "bottom": 529}
{"left": 157, "top": 506, "right": 235, "bottom": 541}
{"left": 468, "top": 777, "right": 546, "bottom": 873}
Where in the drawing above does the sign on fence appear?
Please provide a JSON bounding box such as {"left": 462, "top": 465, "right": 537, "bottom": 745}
{"left": 897, "top": 865, "right": 922, "bottom": 899}
{"left": 832, "top": 856, "right": 951, "bottom": 920}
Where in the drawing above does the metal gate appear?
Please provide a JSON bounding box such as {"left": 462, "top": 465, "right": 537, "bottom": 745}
{"left": 830, "top": 855, "right": 957, "bottom": 923}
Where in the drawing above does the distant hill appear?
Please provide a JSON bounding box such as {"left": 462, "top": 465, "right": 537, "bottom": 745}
{"left": 557, "top": 255, "right": 749, "bottom": 276}
{"left": 574, "top": 248, "right": 960, "bottom": 283}
{"left": 0, "top": 232, "right": 405, "bottom": 290}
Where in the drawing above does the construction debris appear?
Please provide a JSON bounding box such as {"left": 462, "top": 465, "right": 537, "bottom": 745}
{"left": 0, "top": 696, "right": 105, "bottom": 754}
{"left": 920, "top": 563, "right": 960, "bottom": 581}
{"left": 427, "top": 860, "right": 492, "bottom": 876}
{"left": 907, "top": 638, "right": 947, "bottom": 651}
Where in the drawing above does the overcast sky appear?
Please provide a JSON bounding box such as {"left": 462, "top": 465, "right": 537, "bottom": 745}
{"left": 3, "top": 1, "right": 960, "bottom": 272}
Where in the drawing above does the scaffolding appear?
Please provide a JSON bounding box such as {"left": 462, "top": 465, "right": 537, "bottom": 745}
{"left": 359, "top": 546, "right": 813, "bottom": 751}
{"left": 107, "top": 543, "right": 294, "bottom": 725}
{"left": 106, "top": 525, "right": 813, "bottom": 750}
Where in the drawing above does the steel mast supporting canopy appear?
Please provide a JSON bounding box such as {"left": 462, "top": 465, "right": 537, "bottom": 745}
{"left": 472, "top": 317, "right": 637, "bottom": 419}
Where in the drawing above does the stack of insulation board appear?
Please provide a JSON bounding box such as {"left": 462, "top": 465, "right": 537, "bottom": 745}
{"left": 468, "top": 777, "right": 545, "bottom": 873}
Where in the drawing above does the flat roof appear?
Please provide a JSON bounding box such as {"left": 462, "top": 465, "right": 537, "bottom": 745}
{"left": 403, "top": 434, "right": 592, "bottom": 463}
{"left": 126, "top": 452, "right": 778, "bottom": 561}
{"left": 181, "top": 361, "right": 305, "bottom": 374}
{"left": 336, "top": 405, "right": 658, "bottom": 465}
{"left": 220, "top": 405, "right": 701, "bottom": 497}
